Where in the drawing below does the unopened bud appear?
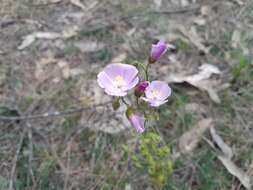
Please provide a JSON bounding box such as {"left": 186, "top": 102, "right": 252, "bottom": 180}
{"left": 134, "top": 81, "right": 149, "bottom": 97}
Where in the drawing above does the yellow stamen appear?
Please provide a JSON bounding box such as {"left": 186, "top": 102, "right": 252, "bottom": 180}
{"left": 115, "top": 75, "right": 124, "bottom": 82}
{"left": 152, "top": 90, "right": 160, "bottom": 97}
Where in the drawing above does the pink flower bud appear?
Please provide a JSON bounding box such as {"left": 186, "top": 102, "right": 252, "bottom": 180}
{"left": 134, "top": 81, "right": 149, "bottom": 97}
{"left": 149, "top": 40, "right": 169, "bottom": 64}
{"left": 126, "top": 107, "right": 145, "bottom": 133}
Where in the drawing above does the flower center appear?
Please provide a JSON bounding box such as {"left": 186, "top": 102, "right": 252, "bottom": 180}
{"left": 115, "top": 75, "right": 124, "bottom": 82}
{"left": 114, "top": 75, "right": 125, "bottom": 87}
{"left": 151, "top": 90, "right": 160, "bottom": 98}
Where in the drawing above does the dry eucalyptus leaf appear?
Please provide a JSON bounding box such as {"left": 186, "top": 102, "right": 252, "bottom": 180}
{"left": 18, "top": 34, "right": 36, "bottom": 50}
{"left": 18, "top": 29, "right": 78, "bottom": 50}
{"left": 69, "top": 68, "right": 85, "bottom": 76}
{"left": 70, "top": 0, "right": 86, "bottom": 10}
{"left": 178, "top": 118, "right": 213, "bottom": 154}
{"left": 62, "top": 66, "right": 71, "bottom": 79}
{"left": 153, "top": 0, "right": 162, "bottom": 8}
{"left": 34, "top": 0, "right": 62, "bottom": 5}
{"left": 167, "top": 64, "right": 222, "bottom": 103}
{"left": 57, "top": 60, "right": 68, "bottom": 68}
{"left": 210, "top": 127, "right": 233, "bottom": 159}
{"left": 200, "top": 5, "right": 212, "bottom": 16}
{"left": 193, "top": 17, "right": 206, "bottom": 26}
{"left": 181, "top": 0, "right": 190, "bottom": 6}
{"left": 231, "top": 30, "right": 241, "bottom": 48}
{"left": 74, "top": 41, "right": 105, "bottom": 52}
{"left": 218, "top": 155, "right": 252, "bottom": 190}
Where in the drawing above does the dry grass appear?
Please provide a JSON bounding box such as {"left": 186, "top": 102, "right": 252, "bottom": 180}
{"left": 0, "top": 0, "right": 252, "bottom": 189}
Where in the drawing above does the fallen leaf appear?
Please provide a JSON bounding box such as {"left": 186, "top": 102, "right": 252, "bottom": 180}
{"left": 70, "top": 0, "right": 86, "bottom": 10}
{"left": 193, "top": 17, "right": 206, "bottom": 26}
{"left": 49, "top": 0, "right": 62, "bottom": 3}
{"left": 181, "top": 0, "right": 190, "bottom": 7}
{"left": 62, "top": 25, "right": 79, "bottom": 38}
{"left": 178, "top": 118, "right": 213, "bottom": 154}
{"left": 153, "top": 0, "right": 162, "bottom": 8}
{"left": 69, "top": 68, "right": 85, "bottom": 76}
{"left": 218, "top": 155, "right": 252, "bottom": 190}
{"left": 200, "top": 5, "right": 212, "bottom": 16}
{"left": 207, "top": 126, "right": 252, "bottom": 189}
{"left": 167, "top": 64, "right": 222, "bottom": 103}
{"left": 57, "top": 60, "right": 69, "bottom": 68}
{"left": 62, "top": 66, "right": 71, "bottom": 79}
{"left": 74, "top": 41, "right": 105, "bottom": 52}
{"left": 210, "top": 127, "right": 233, "bottom": 159}
{"left": 231, "top": 30, "right": 241, "bottom": 48}
{"left": 18, "top": 34, "right": 36, "bottom": 50}
{"left": 35, "top": 32, "right": 61, "bottom": 39}
{"left": 34, "top": 0, "right": 62, "bottom": 5}
{"left": 18, "top": 27, "right": 79, "bottom": 50}
{"left": 38, "top": 57, "right": 57, "bottom": 65}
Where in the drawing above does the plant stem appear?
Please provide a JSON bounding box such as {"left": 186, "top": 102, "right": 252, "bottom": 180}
{"left": 145, "top": 62, "right": 150, "bottom": 81}
{"left": 121, "top": 97, "right": 129, "bottom": 106}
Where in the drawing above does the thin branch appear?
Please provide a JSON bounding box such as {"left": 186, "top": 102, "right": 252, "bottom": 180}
{"left": 0, "top": 101, "right": 111, "bottom": 121}
{"left": 9, "top": 129, "right": 26, "bottom": 190}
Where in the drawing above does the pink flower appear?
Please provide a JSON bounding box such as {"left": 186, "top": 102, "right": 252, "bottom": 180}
{"left": 149, "top": 40, "right": 168, "bottom": 63}
{"left": 126, "top": 108, "right": 145, "bottom": 133}
{"left": 142, "top": 81, "right": 171, "bottom": 107}
{"left": 134, "top": 81, "right": 149, "bottom": 97}
{"left": 97, "top": 63, "right": 139, "bottom": 96}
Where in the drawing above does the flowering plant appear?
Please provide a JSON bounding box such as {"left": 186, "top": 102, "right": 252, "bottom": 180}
{"left": 97, "top": 40, "right": 173, "bottom": 133}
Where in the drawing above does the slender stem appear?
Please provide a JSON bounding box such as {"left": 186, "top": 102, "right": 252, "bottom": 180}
{"left": 145, "top": 62, "right": 150, "bottom": 81}
{"left": 121, "top": 97, "right": 129, "bottom": 106}
{"left": 136, "top": 97, "right": 139, "bottom": 107}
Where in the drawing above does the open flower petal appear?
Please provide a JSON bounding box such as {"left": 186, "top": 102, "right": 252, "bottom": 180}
{"left": 97, "top": 63, "right": 139, "bottom": 97}
{"left": 142, "top": 81, "right": 171, "bottom": 107}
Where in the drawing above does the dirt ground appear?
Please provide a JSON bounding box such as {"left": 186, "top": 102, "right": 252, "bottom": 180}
{"left": 0, "top": 0, "right": 253, "bottom": 189}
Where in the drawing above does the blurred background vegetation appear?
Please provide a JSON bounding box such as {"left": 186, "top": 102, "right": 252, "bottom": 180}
{"left": 0, "top": 0, "right": 252, "bottom": 189}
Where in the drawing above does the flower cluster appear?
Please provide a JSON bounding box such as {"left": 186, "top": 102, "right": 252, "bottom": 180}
{"left": 97, "top": 40, "right": 173, "bottom": 133}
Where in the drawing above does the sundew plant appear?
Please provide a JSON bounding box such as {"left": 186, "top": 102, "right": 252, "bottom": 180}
{"left": 97, "top": 40, "right": 174, "bottom": 187}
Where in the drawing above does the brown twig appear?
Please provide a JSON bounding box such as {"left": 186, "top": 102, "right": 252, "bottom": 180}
{"left": 9, "top": 128, "right": 26, "bottom": 190}
{"left": 0, "top": 101, "right": 111, "bottom": 121}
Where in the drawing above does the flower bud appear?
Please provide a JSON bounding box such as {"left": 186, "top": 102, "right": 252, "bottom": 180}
{"left": 149, "top": 40, "right": 168, "bottom": 64}
{"left": 134, "top": 81, "right": 149, "bottom": 97}
{"left": 126, "top": 107, "right": 145, "bottom": 133}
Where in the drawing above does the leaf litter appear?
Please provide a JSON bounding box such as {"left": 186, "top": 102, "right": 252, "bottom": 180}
{"left": 167, "top": 64, "right": 223, "bottom": 103}
{"left": 209, "top": 127, "right": 252, "bottom": 190}
{"left": 18, "top": 26, "right": 79, "bottom": 50}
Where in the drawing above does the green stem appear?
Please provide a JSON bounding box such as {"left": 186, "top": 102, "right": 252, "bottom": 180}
{"left": 145, "top": 63, "right": 150, "bottom": 81}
